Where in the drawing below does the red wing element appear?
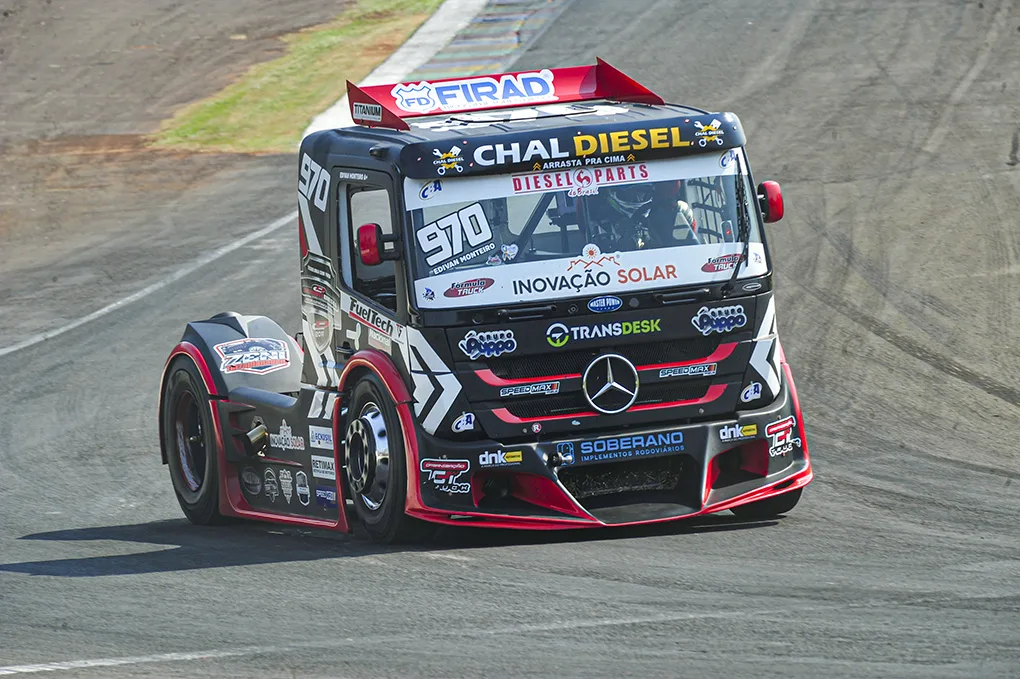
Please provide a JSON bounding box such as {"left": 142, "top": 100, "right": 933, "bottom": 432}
{"left": 346, "top": 58, "right": 664, "bottom": 129}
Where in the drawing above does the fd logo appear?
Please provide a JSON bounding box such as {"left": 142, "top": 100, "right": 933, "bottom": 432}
{"left": 419, "top": 458, "right": 471, "bottom": 494}
{"left": 392, "top": 83, "right": 437, "bottom": 114}
{"left": 765, "top": 415, "right": 802, "bottom": 458}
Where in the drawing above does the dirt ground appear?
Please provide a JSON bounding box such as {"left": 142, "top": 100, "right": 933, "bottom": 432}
{"left": 0, "top": 0, "right": 347, "bottom": 277}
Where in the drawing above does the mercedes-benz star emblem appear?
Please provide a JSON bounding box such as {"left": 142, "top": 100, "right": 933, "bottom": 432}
{"left": 582, "top": 354, "right": 639, "bottom": 415}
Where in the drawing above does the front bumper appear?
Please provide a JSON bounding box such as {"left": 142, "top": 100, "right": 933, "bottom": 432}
{"left": 406, "top": 362, "right": 812, "bottom": 529}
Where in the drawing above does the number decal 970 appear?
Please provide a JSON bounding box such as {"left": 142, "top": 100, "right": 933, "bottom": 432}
{"left": 417, "top": 203, "right": 494, "bottom": 271}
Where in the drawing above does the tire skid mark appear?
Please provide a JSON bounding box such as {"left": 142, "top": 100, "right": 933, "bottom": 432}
{"left": 797, "top": 282, "right": 1020, "bottom": 410}
{"left": 1008, "top": 124, "right": 1019, "bottom": 167}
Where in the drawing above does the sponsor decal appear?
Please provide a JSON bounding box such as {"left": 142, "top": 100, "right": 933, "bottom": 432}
{"left": 432, "top": 145, "right": 465, "bottom": 175}
{"left": 336, "top": 171, "right": 369, "bottom": 182}
{"left": 568, "top": 243, "right": 621, "bottom": 271}
{"left": 241, "top": 467, "right": 261, "bottom": 495}
{"left": 352, "top": 102, "right": 382, "bottom": 122}
{"left": 479, "top": 450, "right": 523, "bottom": 467}
{"left": 474, "top": 137, "right": 570, "bottom": 167}
{"left": 588, "top": 295, "right": 623, "bottom": 314}
{"left": 691, "top": 305, "right": 748, "bottom": 336}
{"left": 452, "top": 412, "right": 476, "bottom": 433}
{"left": 572, "top": 127, "right": 692, "bottom": 157}
{"left": 269, "top": 420, "right": 305, "bottom": 451}
{"left": 659, "top": 363, "right": 717, "bottom": 378}
{"left": 279, "top": 469, "right": 294, "bottom": 504}
{"left": 418, "top": 203, "right": 494, "bottom": 274}
{"left": 264, "top": 468, "right": 279, "bottom": 503}
{"left": 368, "top": 328, "right": 391, "bottom": 352}
{"left": 392, "top": 70, "right": 556, "bottom": 115}
{"left": 719, "top": 423, "right": 758, "bottom": 442}
{"left": 501, "top": 243, "right": 519, "bottom": 262}
{"left": 555, "top": 442, "right": 575, "bottom": 465}
{"left": 765, "top": 415, "right": 801, "bottom": 458}
{"left": 531, "top": 422, "right": 542, "bottom": 434}
{"left": 720, "top": 149, "right": 738, "bottom": 168}
{"left": 741, "top": 382, "right": 762, "bottom": 403}
{"left": 546, "top": 319, "right": 661, "bottom": 347}
{"left": 694, "top": 118, "right": 725, "bottom": 147}
{"left": 308, "top": 425, "right": 333, "bottom": 450}
{"left": 499, "top": 381, "right": 560, "bottom": 397}
{"left": 742, "top": 282, "right": 763, "bottom": 293}
{"left": 486, "top": 254, "right": 502, "bottom": 266}
{"left": 349, "top": 298, "right": 395, "bottom": 338}
{"left": 702, "top": 253, "right": 743, "bottom": 273}
{"left": 311, "top": 317, "right": 331, "bottom": 353}
{"left": 298, "top": 153, "right": 330, "bottom": 212}
{"left": 315, "top": 486, "right": 338, "bottom": 509}
{"left": 214, "top": 337, "right": 290, "bottom": 375}
{"left": 311, "top": 454, "right": 336, "bottom": 481}
{"left": 423, "top": 287, "right": 436, "bottom": 302}
{"left": 512, "top": 163, "right": 649, "bottom": 196}
{"left": 419, "top": 179, "right": 442, "bottom": 200}
{"left": 445, "top": 277, "right": 495, "bottom": 298}
{"left": 420, "top": 458, "right": 472, "bottom": 493}
{"left": 295, "top": 471, "right": 310, "bottom": 506}
{"left": 458, "top": 329, "right": 517, "bottom": 360}
{"left": 512, "top": 269, "right": 612, "bottom": 296}
{"left": 578, "top": 431, "right": 684, "bottom": 464}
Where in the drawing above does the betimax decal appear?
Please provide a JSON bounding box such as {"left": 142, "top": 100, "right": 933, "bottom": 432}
{"left": 546, "top": 319, "right": 661, "bottom": 347}
{"left": 691, "top": 305, "right": 747, "bottom": 336}
{"left": 578, "top": 431, "right": 684, "bottom": 464}
{"left": 311, "top": 455, "right": 336, "bottom": 481}
{"left": 213, "top": 338, "right": 290, "bottom": 375}
{"left": 459, "top": 330, "right": 516, "bottom": 360}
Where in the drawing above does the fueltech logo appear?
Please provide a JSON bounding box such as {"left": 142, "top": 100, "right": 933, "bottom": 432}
{"left": 420, "top": 458, "right": 471, "bottom": 493}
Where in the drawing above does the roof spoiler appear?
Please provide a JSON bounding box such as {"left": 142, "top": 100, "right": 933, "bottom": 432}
{"left": 346, "top": 58, "right": 664, "bottom": 130}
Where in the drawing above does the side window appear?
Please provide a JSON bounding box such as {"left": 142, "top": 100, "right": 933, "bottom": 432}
{"left": 348, "top": 185, "right": 398, "bottom": 312}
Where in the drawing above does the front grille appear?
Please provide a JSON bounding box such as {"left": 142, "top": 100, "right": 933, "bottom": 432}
{"left": 503, "top": 379, "right": 712, "bottom": 419}
{"left": 487, "top": 336, "right": 719, "bottom": 380}
{"left": 559, "top": 456, "right": 685, "bottom": 500}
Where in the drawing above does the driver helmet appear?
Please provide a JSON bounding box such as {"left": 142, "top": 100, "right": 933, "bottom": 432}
{"left": 606, "top": 183, "right": 655, "bottom": 217}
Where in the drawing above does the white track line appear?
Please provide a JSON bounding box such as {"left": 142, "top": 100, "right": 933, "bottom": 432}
{"left": 303, "top": 0, "right": 488, "bottom": 136}
{"left": 0, "top": 212, "right": 295, "bottom": 359}
{"left": 0, "top": 648, "right": 262, "bottom": 676}
{"left": 0, "top": 0, "right": 484, "bottom": 359}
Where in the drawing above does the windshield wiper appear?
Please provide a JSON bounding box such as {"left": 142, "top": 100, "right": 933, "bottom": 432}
{"left": 722, "top": 165, "right": 751, "bottom": 297}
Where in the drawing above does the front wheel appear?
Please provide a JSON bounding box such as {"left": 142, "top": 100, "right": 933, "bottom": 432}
{"left": 345, "top": 374, "right": 434, "bottom": 543}
{"left": 730, "top": 488, "right": 802, "bottom": 519}
{"left": 161, "top": 357, "right": 225, "bottom": 524}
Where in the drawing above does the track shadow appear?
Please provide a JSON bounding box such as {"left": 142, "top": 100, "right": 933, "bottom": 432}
{"left": 0, "top": 514, "right": 778, "bottom": 577}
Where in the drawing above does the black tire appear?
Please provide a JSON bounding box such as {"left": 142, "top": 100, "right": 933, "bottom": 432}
{"left": 161, "top": 357, "right": 225, "bottom": 525}
{"left": 730, "top": 487, "right": 803, "bottom": 519}
{"left": 345, "top": 373, "right": 434, "bottom": 544}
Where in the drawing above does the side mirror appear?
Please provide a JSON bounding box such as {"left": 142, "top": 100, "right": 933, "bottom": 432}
{"left": 357, "top": 223, "right": 401, "bottom": 265}
{"left": 757, "top": 181, "right": 784, "bottom": 223}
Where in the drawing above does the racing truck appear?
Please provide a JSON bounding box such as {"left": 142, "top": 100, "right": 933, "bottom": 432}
{"left": 158, "top": 59, "right": 812, "bottom": 543}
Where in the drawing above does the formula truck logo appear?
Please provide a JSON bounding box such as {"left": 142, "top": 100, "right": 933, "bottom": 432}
{"left": 765, "top": 416, "right": 801, "bottom": 458}
{"left": 213, "top": 337, "right": 290, "bottom": 375}
{"left": 691, "top": 305, "right": 748, "bottom": 336}
{"left": 694, "top": 118, "right": 725, "bottom": 147}
{"left": 459, "top": 329, "right": 517, "bottom": 360}
{"left": 391, "top": 70, "right": 556, "bottom": 115}
{"left": 420, "top": 458, "right": 471, "bottom": 494}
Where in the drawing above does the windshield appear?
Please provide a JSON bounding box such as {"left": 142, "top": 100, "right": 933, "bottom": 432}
{"left": 405, "top": 152, "right": 766, "bottom": 309}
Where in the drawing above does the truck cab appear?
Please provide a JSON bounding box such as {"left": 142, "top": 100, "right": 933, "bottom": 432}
{"left": 158, "top": 60, "right": 811, "bottom": 542}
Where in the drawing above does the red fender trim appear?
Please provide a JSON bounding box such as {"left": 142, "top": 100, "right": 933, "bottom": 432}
{"left": 158, "top": 342, "right": 220, "bottom": 465}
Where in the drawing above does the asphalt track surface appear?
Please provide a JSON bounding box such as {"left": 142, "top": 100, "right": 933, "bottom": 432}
{"left": 2, "top": 0, "right": 1020, "bottom": 676}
